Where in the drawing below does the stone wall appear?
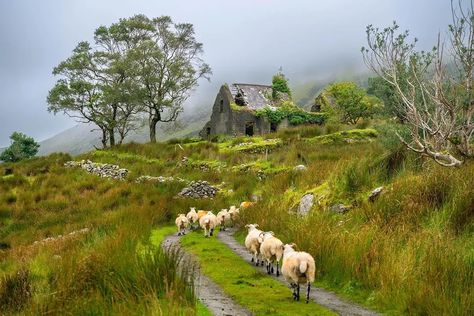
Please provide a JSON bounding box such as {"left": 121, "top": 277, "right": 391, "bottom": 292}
{"left": 200, "top": 84, "right": 275, "bottom": 138}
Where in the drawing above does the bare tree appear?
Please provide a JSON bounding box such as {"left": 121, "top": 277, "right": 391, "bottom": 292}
{"left": 362, "top": 0, "right": 474, "bottom": 167}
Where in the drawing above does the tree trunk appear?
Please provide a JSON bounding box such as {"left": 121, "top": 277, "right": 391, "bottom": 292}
{"left": 109, "top": 129, "right": 115, "bottom": 147}
{"left": 101, "top": 128, "right": 108, "bottom": 149}
{"left": 149, "top": 110, "right": 161, "bottom": 143}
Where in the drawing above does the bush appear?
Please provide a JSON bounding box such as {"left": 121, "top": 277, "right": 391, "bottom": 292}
{"left": 256, "top": 102, "right": 327, "bottom": 126}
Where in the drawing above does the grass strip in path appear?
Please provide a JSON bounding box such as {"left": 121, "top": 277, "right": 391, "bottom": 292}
{"left": 180, "top": 230, "right": 336, "bottom": 316}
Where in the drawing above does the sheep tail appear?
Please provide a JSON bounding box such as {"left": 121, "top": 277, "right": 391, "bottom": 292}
{"left": 299, "top": 260, "right": 308, "bottom": 274}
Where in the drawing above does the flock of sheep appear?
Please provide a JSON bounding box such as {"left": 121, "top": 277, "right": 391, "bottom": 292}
{"left": 174, "top": 202, "right": 316, "bottom": 303}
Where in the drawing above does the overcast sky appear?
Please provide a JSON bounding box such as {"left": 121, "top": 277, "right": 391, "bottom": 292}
{"left": 0, "top": 0, "right": 452, "bottom": 147}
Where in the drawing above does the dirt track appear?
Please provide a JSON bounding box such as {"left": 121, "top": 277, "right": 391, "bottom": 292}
{"left": 163, "top": 234, "right": 252, "bottom": 316}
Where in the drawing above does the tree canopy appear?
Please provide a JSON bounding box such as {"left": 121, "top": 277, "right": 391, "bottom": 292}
{"left": 321, "top": 82, "right": 382, "bottom": 124}
{"left": 47, "top": 15, "right": 211, "bottom": 147}
{"left": 0, "top": 132, "right": 40, "bottom": 163}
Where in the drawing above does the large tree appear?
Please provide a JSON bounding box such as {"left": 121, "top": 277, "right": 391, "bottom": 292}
{"left": 48, "top": 15, "right": 210, "bottom": 146}
{"left": 127, "top": 16, "right": 211, "bottom": 142}
{"left": 0, "top": 132, "right": 39, "bottom": 163}
{"left": 362, "top": 1, "right": 474, "bottom": 167}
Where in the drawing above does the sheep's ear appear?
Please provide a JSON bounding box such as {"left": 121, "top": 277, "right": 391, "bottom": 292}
{"left": 268, "top": 231, "right": 274, "bottom": 235}
{"left": 290, "top": 243, "right": 297, "bottom": 249}
{"left": 245, "top": 224, "right": 250, "bottom": 228}
{"left": 254, "top": 224, "right": 259, "bottom": 228}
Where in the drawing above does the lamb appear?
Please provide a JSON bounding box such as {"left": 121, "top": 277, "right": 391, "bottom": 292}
{"left": 240, "top": 201, "right": 256, "bottom": 209}
{"left": 186, "top": 207, "right": 199, "bottom": 230}
{"left": 175, "top": 214, "right": 189, "bottom": 236}
{"left": 228, "top": 206, "right": 240, "bottom": 226}
{"left": 197, "top": 210, "right": 208, "bottom": 221}
{"left": 244, "top": 224, "right": 264, "bottom": 266}
{"left": 199, "top": 211, "right": 217, "bottom": 237}
{"left": 258, "top": 231, "right": 284, "bottom": 276}
{"left": 281, "top": 243, "right": 316, "bottom": 303}
{"left": 216, "top": 209, "right": 230, "bottom": 231}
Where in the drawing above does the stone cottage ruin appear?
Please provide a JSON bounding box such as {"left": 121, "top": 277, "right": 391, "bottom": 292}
{"left": 200, "top": 83, "right": 290, "bottom": 138}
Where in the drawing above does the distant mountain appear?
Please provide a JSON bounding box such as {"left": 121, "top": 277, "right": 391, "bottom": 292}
{"left": 38, "top": 108, "right": 210, "bottom": 156}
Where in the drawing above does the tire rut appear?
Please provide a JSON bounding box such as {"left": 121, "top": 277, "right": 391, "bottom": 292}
{"left": 217, "top": 229, "right": 380, "bottom": 316}
{"left": 163, "top": 233, "right": 252, "bottom": 316}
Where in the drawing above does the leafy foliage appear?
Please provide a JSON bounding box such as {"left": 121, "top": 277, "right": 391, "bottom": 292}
{"left": 0, "top": 132, "right": 39, "bottom": 163}
{"left": 255, "top": 102, "right": 327, "bottom": 125}
{"left": 272, "top": 72, "right": 292, "bottom": 100}
{"left": 323, "top": 82, "right": 382, "bottom": 124}
{"left": 367, "top": 76, "right": 405, "bottom": 121}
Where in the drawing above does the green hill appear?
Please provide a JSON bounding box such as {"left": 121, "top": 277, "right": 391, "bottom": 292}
{"left": 0, "top": 123, "right": 472, "bottom": 315}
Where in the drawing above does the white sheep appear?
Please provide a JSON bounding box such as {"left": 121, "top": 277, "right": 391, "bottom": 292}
{"left": 244, "top": 224, "right": 264, "bottom": 266}
{"left": 216, "top": 209, "right": 230, "bottom": 231}
{"left": 186, "top": 207, "right": 199, "bottom": 230}
{"left": 199, "top": 211, "right": 217, "bottom": 237}
{"left": 228, "top": 205, "right": 240, "bottom": 227}
{"left": 258, "top": 231, "right": 284, "bottom": 276}
{"left": 281, "top": 243, "right": 316, "bottom": 303}
{"left": 175, "top": 214, "right": 189, "bottom": 236}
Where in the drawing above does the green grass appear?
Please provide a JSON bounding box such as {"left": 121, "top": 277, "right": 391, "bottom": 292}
{"left": 0, "top": 122, "right": 473, "bottom": 315}
{"left": 180, "top": 230, "right": 336, "bottom": 316}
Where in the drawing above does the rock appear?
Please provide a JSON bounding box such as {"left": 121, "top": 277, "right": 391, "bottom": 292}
{"left": 294, "top": 165, "right": 307, "bottom": 172}
{"left": 298, "top": 193, "right": 314, "bottom": 216}
{"left": 135, "top": 175, "right": 186, "bottom": 183}
{"left": 177, "top": 180, "right": 219, "bottom": 199}
{"left": 251, "top": 194, "right": 261, "bottom": 202}
{"left": 64, "top": 160, "right": 128, "bottom": 180}
{"left": 368, "top": 186, "right": 384, "bottom": 202}
{"left": 330, "top": 203, "right": 350, "bottom": 214}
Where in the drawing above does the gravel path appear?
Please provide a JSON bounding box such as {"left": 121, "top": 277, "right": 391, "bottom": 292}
{"left": 218, "top": 229, "right": 380, "bottom": 316}
{"left": 163, "top": 233, "right": 252, "bottom": 316}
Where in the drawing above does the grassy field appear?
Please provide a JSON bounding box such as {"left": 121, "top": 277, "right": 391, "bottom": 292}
{"left": 0, "top": 123, "right": 473, "bottom": 315}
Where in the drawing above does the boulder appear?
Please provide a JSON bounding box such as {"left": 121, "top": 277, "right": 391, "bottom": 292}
{"left": 330, "top": 203, "right": 350, "bottom": 214}
{"left": 298, "top": 193, "right": 314, "bottom": 216}
{"left": 368, "top": 186, "right": 384, "bottom": 202}
{"left": 294, "top": 165, "right": 307, "bottom": 172}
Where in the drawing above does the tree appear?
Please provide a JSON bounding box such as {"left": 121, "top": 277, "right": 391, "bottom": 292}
{"left": 127, "top": 15, "right": 211, "bottom": 142}
{"left": 0, "top": 132, "right": 40, "bottom": 162}
{"left": 367, "top": 76, "right": 406, "bottom": 122}
{"left": 362, "top": 1, "right": 474, "bottom": 167}
{"left": 324, "top": 82, "right": 382, "bottom": 124}
{"left": 272, "top": 71, "right": 292, "bottom": 100}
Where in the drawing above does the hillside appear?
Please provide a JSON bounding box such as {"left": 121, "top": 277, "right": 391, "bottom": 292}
{"left": 37, "top": 108, "right": 210, "bottom": 156}
{"left": 0, "top": 123, "right": 473, "bottom": 315}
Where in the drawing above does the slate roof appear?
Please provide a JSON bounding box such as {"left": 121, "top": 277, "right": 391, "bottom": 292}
{"left": 230, "top": 83, "right": 273, "bottom": 110}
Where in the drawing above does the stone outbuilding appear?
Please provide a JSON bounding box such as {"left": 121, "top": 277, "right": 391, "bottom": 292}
{"left": 200, "top": 83, "right": 290, "bottom": 138}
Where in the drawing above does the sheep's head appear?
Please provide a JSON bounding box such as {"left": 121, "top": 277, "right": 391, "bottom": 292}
{"left": 258, "top": 231, "right": 274, "bottom": 243}
{"left": 283, "top": 243, "right": 297, "bottom": 253}
{"left": 245, "top": 224, "right": 259, "bottom": 232}
{"left": 229, "top": 205, "right": 236, "bottom": 211}
{"left": 190, "top": 207, "right": 196, "bottom": 212}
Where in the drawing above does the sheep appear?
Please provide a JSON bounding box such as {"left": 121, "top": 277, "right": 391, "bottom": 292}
{"left": 175, "top": 214, "right": 189, "bottom": 236}
{"left": 240, "top": 201, "right": 256, "bottom": 209}
{"left": 197, "top": 210, "right": 208, "bottom": 221}
{"left": 228, "top": 206, "right": 240, "bottom": 226}
{"left": 216, "top": 209, "right": 230, "bottom": 231}
{"left": 199, "top": 211, "right": 217, "bottom": 237}
{"left": 281, "top": 243, "right": 316, "bottom": 303}
{"left": 258, "top": 231, "right": 284, "bottom": 276}
{"left": 244, "top": 224, "right": 264, "bottom": 266}
{"left": 186, "top": 207, "right": 199, "bottom": 230}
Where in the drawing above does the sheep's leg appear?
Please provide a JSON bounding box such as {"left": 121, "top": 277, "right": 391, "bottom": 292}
{"left": 276, "top": 260, "right": 280, "bottom": 277}
{"left": 210, "top": 228, "right": 214, "bottom": 236}
{"left": 296, "top": 284, "right": 300, "bottom": 301}
{"left": 266, "top": 261, "right": 271, "bottom": 274}
{"left": 251, "top": 255, "right": 254, "bottom": 263}
{"left": 291, "top": 284, "right": 297, "bottom": 300}
{"left": 306, "top": 282, "right": 311, "bottom": 304}
{"left": 204, "top": 227, "right": 208, "bottom": 237}
{"left": 270, "top": 261, "right": 274, "bottom": 274}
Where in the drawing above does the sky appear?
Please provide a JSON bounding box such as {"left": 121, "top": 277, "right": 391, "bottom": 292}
{"left": 0, "top": 0, "right": 453, "bottom": 147}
